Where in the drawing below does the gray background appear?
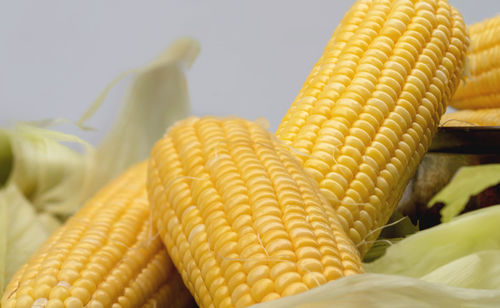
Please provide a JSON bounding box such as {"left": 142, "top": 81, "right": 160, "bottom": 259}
{"left": 1, "top": 1, "right": 499, "bottom": 144}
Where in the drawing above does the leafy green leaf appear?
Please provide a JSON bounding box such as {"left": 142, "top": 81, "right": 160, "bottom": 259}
{"left": 0, "top": 185, "right": 60, "bottom": 291}
{"left": 428, "top": 164, "right": 500, "bottom": 222}
{"left": 0, "top": 37, "right": 200, "bottom": 292}
{"left": 365, "top": 205, "right": 500, "bottom": 285}
{"left": 363, "top": 213, "right": 418, "bottom": 263}
{"left": 0, "top": 132, "right": 12, "bottom": 188}
{"left": 251, "top": 273, "right": 500, "bottom": 308}
{"left": 363, "top": 238, "right": 402, "bottom": 263}
{"left": 4, "top": 124, "right": 91, "bottom": 216}
{"left": 88, "top": 37, "right": 200, "bottom": 196}
{"left": 421, "top": 250, "right": 500, "bottom": 289}
{"left": 1, "top": 37, "right": 200, "bottom": 219}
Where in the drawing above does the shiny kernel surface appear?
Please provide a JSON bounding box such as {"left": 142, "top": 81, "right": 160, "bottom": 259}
{"left": 148, "top": 117, "right": 363, "bottom": 308}
{"left": 1, "top": 163, "right": 195, "bottom": 308}
{"left": 277, "top": 0, "right": 469, "bottom": 256}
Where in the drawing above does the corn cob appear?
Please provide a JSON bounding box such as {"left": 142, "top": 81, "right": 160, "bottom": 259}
{"left": 440, "top": 108, "right": 500, "bottom": 126}
{"left": 276, "top": 0, "right": 469, "bottom": 256}
{"left": 147, "top": 117, "right": 363, "bottom": 308}
{"left": 451, "top": 15, "right": 500, "bottom": 109}
{"left": 1, "top": 162, "right": 195, "bottom": 308}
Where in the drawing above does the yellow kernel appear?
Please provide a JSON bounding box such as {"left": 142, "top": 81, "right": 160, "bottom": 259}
{"left": 45, "top": 299, "right": 64, "bottom": 308}
{"left": 49, "top": 286, "right": 70, "bottom": 301}
{"left": 63, "top": 296, "right": 83, "bottom": 308}
{"left": 250, "top": 278, "right": 274, "bottom": 302}
{"left": 282, "top": 281, "right": 309, "bottom": 297}
{"left": 70, "top": 287, "right": 91, "bottom": 304}
{"left": 275, "top": 272, "right": 302, "bottom": 294}
{"left": 15, "top": 295, "right": 34, "bottom": 308}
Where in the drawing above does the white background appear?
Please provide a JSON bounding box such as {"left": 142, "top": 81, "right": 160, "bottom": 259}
{"left": 1, "top": 1, "right": 499, "bottom": 144}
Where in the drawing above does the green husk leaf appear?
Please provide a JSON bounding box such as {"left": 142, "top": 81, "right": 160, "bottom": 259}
{"left": 2, "top": 37, "right": 200, "bottom": 218}
{"left": 428, "top": 164, "right": 500, "bottom": 222}
{"left": 421, "top": 250, "right": 500, "bottom": 289}
{"left": 363, "top": 213, "right": 418, "bottom": 263}
{"left": 87, "top": 37, "right": 200, "bottom": 195}
{"left": 365, "top": 205, "right": 500, "bottom": 283}
{"left": 4, "top": 124, "right": 91, "bottom": 216}
{"left": 0, "top": 185, "right": 61, "bottom": 291}
{"left": 0, "top": 132, "right": 13, "bottom": 187}
{"left": 363, "top": 238, "right": 402, "bottom": 263}
{"left": 252, "top": 273, "right": 500, "bottom": 308}
{"left": 76, "top": 69, "right": 139, "bottom": 131}
{"left": 0, "top": 37, "right": 200, "bottom": 291}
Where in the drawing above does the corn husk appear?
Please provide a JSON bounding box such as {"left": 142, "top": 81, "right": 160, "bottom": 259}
{"left": 366, "top": 205, "right": 500, "bottom": 285}
{"left": 0, "top": 37, "right": 199, "bottom": 291}
{"left": 252, "top": 273, "right": 500, "bottom": 308}
{"left": 428, "top": 164, "right": 500, "bottom": 222}
{"left": 0, "top": 185, "right": 61, "bottom": 290}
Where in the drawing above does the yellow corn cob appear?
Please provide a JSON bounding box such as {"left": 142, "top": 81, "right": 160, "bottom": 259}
{"left": 1, "top": 162, "right": 195, "bottom": 308}
{"left": 147, "top": 117, "right": 363, "bottom": 308}
{"left": 440, "top": 108, "right": 500, "bottom": 126}
{"left": 451, "top": 15, "right": 500, "bottom": 109}
{"left": 276, "top": 0, "right": 469, "bottom": 255}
